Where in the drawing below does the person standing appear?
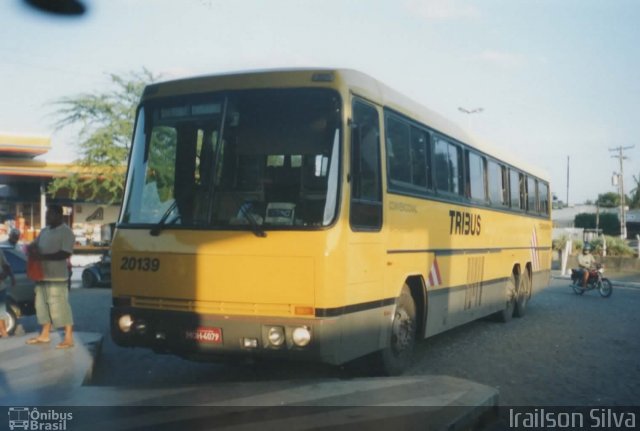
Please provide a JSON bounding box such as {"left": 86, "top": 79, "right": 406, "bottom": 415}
{"left": 26, "top": 204, "right": 75, "bottom": 348}
{"left": 0, "top": 249, "right": 16, "bottom": 338}
{"left": 3, "top": 228, "right": 21, "bottom": 248}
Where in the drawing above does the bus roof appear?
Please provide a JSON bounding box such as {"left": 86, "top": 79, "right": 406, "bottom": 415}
{"left": 144, "top": 68, "right": 550, "bottom": 182}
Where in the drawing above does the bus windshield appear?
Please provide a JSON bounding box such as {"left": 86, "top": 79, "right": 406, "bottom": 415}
{"left": 121, "top": 88, "right": 342, "bottom": 230}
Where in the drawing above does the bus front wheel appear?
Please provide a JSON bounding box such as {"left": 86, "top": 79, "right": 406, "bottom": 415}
{"left": 377, "top": 285, "right": 417, "bottom": 376}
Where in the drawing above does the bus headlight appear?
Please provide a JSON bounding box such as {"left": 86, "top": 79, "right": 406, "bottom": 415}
{"left": 118, "top": 314, "right": 134, "bottom": 333}
{"left": 292, "top": 326, "right": 311, "bottom": 347}
{"left": 267, "top": 326, "right": 285, "bottom": 347}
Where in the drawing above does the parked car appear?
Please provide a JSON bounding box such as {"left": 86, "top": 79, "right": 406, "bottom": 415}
{"left": 81, "top": 251, "right": 111, "bottom": 288}
{"left": 0, "top": 245, "right": 35, "bottom": 335}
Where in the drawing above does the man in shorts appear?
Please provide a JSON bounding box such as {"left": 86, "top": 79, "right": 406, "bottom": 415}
{"left": 26, "top": 204, "right": 75, "bottom": 348}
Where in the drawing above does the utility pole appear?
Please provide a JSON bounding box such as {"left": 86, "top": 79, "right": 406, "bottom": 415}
{"left": 610, "top": 145, "right": 634, "bottom": 239}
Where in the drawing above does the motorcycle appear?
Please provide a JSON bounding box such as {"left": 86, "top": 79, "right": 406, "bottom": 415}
{"left": 570, "top": 263, "right": 613, "bottom": 297}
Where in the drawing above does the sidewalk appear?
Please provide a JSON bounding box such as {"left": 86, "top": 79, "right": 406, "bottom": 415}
{"left": 0, "top": 332, "right": 102, "bottom": 404}
{"left": 606, "top": 271, "right": 640, "bottom": 287}
{"left": 0, "top": 331, "right": 498, "bottom": 430}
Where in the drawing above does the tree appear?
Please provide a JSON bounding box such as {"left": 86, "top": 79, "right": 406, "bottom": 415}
{"left": 629, "top": 174, "right": 640, "bottom": 209}
{"left": 48, "top": 69, "right": 158, "bottom": 203}
{"left": 595, "top": 192, "right": 621, "bottom": 208}
{"left": 574, "top": 213, "right": 596, "bottom": 229}
{"left": 574, "top": 212, "right": 620, "bottom": 236}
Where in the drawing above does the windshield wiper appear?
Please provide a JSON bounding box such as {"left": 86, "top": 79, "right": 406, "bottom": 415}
{"left": 237, "top": 202, "right": 267, "bottom": 238}
{"left": 149, "top": 200, "right": 180, "bottom": 236}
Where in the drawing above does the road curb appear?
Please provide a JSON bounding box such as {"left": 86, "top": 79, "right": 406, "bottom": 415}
{"left": 33, "top": 376, "right": 499, "bottom": 430}
{"left": 1, "top": 336, "right": 499, "bottom": 431}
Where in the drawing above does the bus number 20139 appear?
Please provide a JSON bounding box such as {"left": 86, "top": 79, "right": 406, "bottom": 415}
{"left": 120, "top": 257, "right": 160, "bottom": 272}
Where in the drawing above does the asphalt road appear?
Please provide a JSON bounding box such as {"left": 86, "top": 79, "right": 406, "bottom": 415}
{"left": 409, "top": 280, "right": 640, "bottom": 406}
{"left": 16, "top": 276, "right": 640, "bottom": 406}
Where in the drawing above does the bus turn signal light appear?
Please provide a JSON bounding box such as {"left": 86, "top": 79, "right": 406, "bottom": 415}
{"left": 294, "top": 306, "right": 314, "bottom": 316}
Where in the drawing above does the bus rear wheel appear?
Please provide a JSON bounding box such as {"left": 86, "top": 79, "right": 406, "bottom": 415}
{"left": 514, "top": 270, "right": 531, "bottom": 317}
{"left": 498, "top": 274, "right": 517, "bottom": 323}
{"left": 377, "top": 285, "right": 417, "bottom": 376}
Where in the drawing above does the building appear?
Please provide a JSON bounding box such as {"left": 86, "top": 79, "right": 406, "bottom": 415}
{"left": 0, "top": 132, "right": 119, "bottom": 243}
{"left": 627, "top": 210, "right": 640, "bottom": 238}
{"left": 552, "top": 203, "right": 639, "bottom": 240}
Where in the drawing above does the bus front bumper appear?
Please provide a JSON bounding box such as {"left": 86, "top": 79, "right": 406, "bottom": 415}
{"left": 110, "top": 306, "right": 344, "bottom": 365}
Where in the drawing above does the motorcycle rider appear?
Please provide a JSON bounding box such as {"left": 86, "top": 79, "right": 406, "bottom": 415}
{"left": 577, "top": 243, "right": 597, "bottom": 287}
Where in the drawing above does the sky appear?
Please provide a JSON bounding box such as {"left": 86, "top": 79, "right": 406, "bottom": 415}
{"left": 1, "top": 0, "right": 639, "bottom": 206}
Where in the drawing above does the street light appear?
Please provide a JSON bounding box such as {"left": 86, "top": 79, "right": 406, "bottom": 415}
{"left": 458, "top": 107, "right": 484, "bottom": 114}
{"left": 458, "top": 107, "right": 484, "bottom": 130}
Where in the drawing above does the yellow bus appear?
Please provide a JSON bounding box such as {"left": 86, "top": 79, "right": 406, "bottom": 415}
{"left": 111, "top": 69, "right": 551, "bottom": 375}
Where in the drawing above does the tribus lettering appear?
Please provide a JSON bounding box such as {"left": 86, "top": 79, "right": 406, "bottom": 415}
{"left": 449, "top": 210, "right": 481, "bottom": 235}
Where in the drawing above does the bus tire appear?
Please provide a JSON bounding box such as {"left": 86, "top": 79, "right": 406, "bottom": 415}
{"left": 82, "top": 269, "right": 96, "bottom": 289}
{"left": 514, "top": 269, "right": 531, "bottom": 318}
{"left": 498, "top": 273, "right": 517, "bottom": 323}
{"left": 377, "top": 285, "right": 417, "bottom": 376}
{"left": 1, "top": 305, "right": 17, "bottom": 335}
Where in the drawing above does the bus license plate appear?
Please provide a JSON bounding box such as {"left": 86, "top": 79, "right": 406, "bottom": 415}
{"left": 185, "top": 327, "right": 223, "bottom": 344}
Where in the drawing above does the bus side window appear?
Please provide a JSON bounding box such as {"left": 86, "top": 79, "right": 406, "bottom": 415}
{"left": 410, "top": 126, "right": 430, "bottom": 189}
{"left": 539, "top": 181, "right": 550, "bottom": 215}
{"left": 519, "top": 173, "right": 527, "bottom": 211}
{"left": 526, "top": 176, "right": 537, "bottom": 213}
{"left": 434, "top": 138, "right": 449, "bottom": 192}
{"left": 509, "top": 168, "right": 520, "bottom": 210}
{"left": 467, "top": 151, "right": 487, "bottom": 202}
{"left": 386, "top": 115, "right": 411, "bottom": 184}
{"left": 384, "top": 112, "right": 430, "bottom": 193}
{"left": 488, "top": 160, "right": 508, "bottom": 207}
{"left": 501, "top": 165, "right": 509, "bottom": 206}
{"left": 434, "top": 137, "right": 463, "bottom": 196}
{"left": 350, "top": 100, "right": 382, "bottom": 231}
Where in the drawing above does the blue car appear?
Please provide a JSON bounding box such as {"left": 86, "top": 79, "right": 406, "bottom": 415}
{"left": 81, "top": 251, "right": 111, "bottom": 288}
{"left": 1, "top": 245, "right": 35, "bottom": 335}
